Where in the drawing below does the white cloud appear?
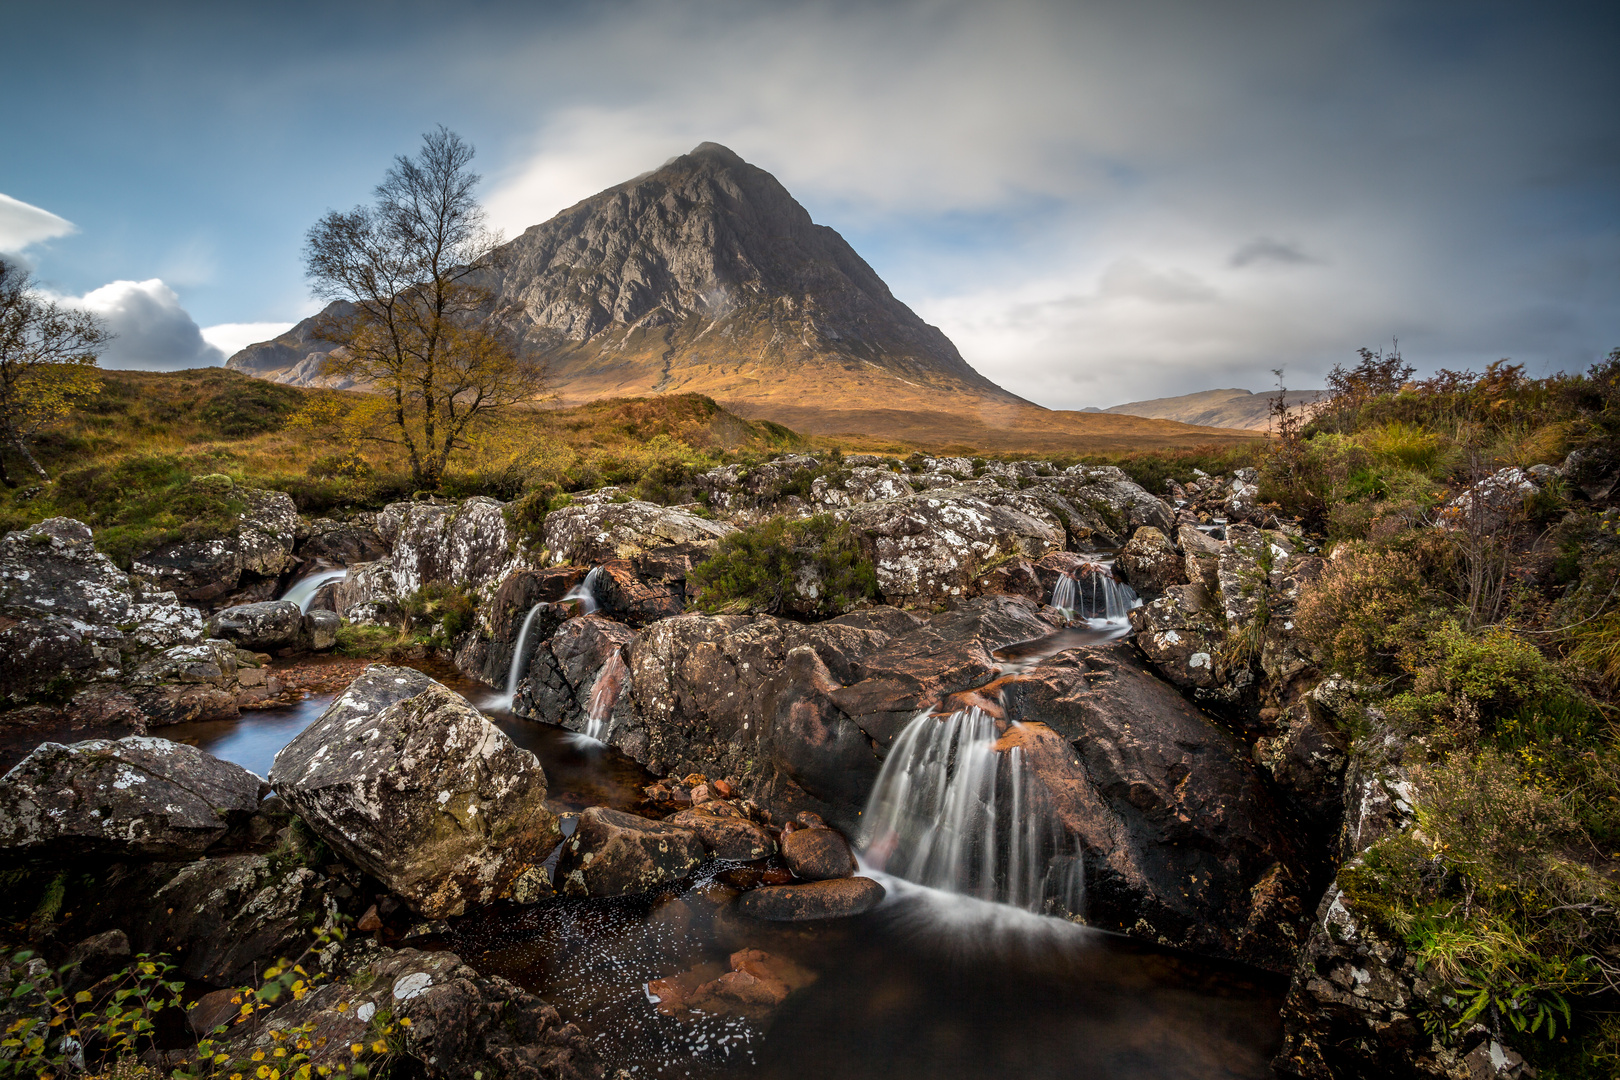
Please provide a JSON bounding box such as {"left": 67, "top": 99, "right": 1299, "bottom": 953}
{"left": 0, "top": 193, "right": 75, "bottom": 257}
{"left": 66, "top": 280, "right": 226, "bottom": 371}
{"left": 201, "top": 321, "right": 295, "bottom": 360}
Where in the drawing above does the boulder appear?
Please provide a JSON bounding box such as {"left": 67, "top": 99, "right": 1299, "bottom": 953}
{"left": 517, "top": 615, "right": 637, "bottom": 730}
{"left": 208, "top": 600, "right": 305, "bottom": 650}
{"left": 1178, "top": 525, "right": 1222, "bottom": 590}
{"left": 780, "top": 828, "right": 857, "bottom": 880}
{"left": 1562, "top": 446, "right": 1620, "bottom": 501}
{"left": 696, "top": 455, "right": 821, "bottom": 515}
{"left": 131, "top": 488, "right": 298, "bottom": 606}
{"left": 0, "top": 736, "right": 264, "bottom": 858}
{"left": 846, "top": 485, "right": 1064, "bottom": 607}
{"left": 1115, "top": 526, "right": 1186, "bottom": 602}
{"left": 296, "top": 517, "right": 388, "bottom": 566}
{"left": 1037, "top": 467, "right": 1176, "bottom": 547}
{"left": 735, "top": 877, "right": 885, "bottom": 921}
{"left": 1129, "top": 582, "right": 1227, "bottom": 691}
{"left": 1436, "top": 466, "right": 1542, "bottom": 531}
{"left": 542, "top": 490, "right": 734, "bottom": 566}
{"left": 557, "top": 806, "right": 705, "bottom": 897}
{"left": 302, "top": 608, "right": 340, "bottom": 650}
{"left": 1000, "top": 642, "right": 1310, "bottom": 972}
{"left": 269, "top": 666, "right": 561, "bottom": 917}
{"left": 810, "top": 466, "right": 916, "bottom": 508}
{"left": 667, "top": 808, "right": 775, "bottom": 861}
{"left": 210, "top": 947, "right": 600, "bottom": 1080}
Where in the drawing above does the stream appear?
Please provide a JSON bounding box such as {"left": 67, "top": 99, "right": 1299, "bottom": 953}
{"left": 146, "top": 655, "right": 1284, "bottom": 1080}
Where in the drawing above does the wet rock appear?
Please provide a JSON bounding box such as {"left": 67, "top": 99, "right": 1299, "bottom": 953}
{"left": 1255, "top": 710, "right": 1348, "bottom": 835}
{"left": 595, "top": 557, "right": 686, "bottom": 626}
{"left": 847, "top": 485, "right": 1064, "bottom": 607}
{"left": 968, "top": 557, "right": 1044, "bottom": 603}
{"left": 781, "top": 827, "right": 857, "bottom": 880}
{"left": 1001, "top": 642, "right": 1310, "bottom": 972}
{"left": 1115, "top": 526, "right": 1186, "bottom": 602}
{"left": 735, "top": 877, "right": 885, "bottom": 920}
{"left": 518, "top": 615, "right": 637, "bottom": 729}
{"left": 1037, "top": 467, "right": 1176, "bottom": 547}
{"left": 0, "top": 736, "right": 264, "bottom": 857}
{"left": 668, "top": 808, "right": 776, "bottom": 860}
{"left": 269, "top": 666, "right": 560, "bottom": 917}
{"left": 558, "top": 806, "right": 705, "bottom": 897}
{"left": 302, "top": 608, "right": 340, "bottom": 650}
{"left": 543, "top": 489, "right": 734, "bottom": 565}
{"left": 214, "top": 947, "right": 601, "bottom": 1080}
{"left": 652, "top": 948, "right": 818, "bottom": 1021}
{"left": 124, "top": 852, "right": 331, "bottom": 985}
{"left": 208, "top": 600, "right": 305, "bottom": 650}
{"left": 63, "top": 930, "right": 130, "bottom": 991}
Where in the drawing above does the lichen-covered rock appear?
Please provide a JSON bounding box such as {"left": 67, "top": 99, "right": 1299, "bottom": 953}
{"left": 1216, "top": 524, "right": 1271, "bottom": 631}
{"left": 558, "top": 806, "right": 705, "bottom": 897}
{"left": 1115, "top": 526, "right": 1186, "bottom": 602}
{"left": 1128, "top": 582, "right": 1227, "bottom": 690}
{"left": 0, "top": 736, "right": 264, "bottom": 857}
{"left": 809, "top": 466, "right": 915, "bottom": 508}
{"left": 735, "top": 877, "right": 885, "bottom": 920}
{"left": 212, "top": 947, "right": 601, "bottom": 1080}
{"left": 696, "top": 455, "right": 821, "bottom": 514}
{"left": 131, "top": 489, "right": 297, "bottom": 606}
{"left": 543, "top": 489, "right": 735, "bottom": 565}
{"left": 1178, "top": 525, "right": 1222, "bottom": 590}
{"left": 269, "top": 666, "right": 561, "bottom": 917}
{"left": 846, "top": 485, "right": 1063, "bottom": 607}
{"left": 1036, "top": 467, "right": 1176, "bottom": 547}
{"left": 666, "top": 807, "right": 775, "bottom": 861}
{"left": 208, "top": 600, "right": 305, "bottom": 650}
{"left": 302, "top": 609, "right": 340, "bottom": 650}
{"left": 517, "top": 615, "right": 637, "bottom": 730}
{"left": 1436, "top": 466, "right": 1541, "bottom": 531}
{"left": 296, "top": 517, "right": 388, "bottom": 566}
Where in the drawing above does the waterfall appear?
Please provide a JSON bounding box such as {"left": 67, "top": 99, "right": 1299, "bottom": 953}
{"left": 502, "top": 603, "right": 549, "bottom": 705}
{"left": 279, "top": 567, "right": 348, "bottom": 612}
{"left": 858, "top": 707, "right": 1084, "bottom": 916}
{"left": 1051, "top": 563, "right": 1139, "bottom": 624}
{"left": 562, "top": 567, "right": 602, "bottom": 615}
{"left": 582, "top": 650, "right": 629, "bottom": 742}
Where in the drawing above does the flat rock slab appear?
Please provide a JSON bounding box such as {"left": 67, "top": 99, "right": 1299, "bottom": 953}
{"left": 735, "top": 877, "right": 885, "bottom": 921}
{"left": 269, "top": 665, "right": 560, "bottom": 918}
{"left": 780, "top": 828, "right": 856, "bottom": 880}
{"left": 559, "top": 806, "right": 705, "bottom": 897}
{"left": 0, "top": 736, "right": 263, "bottom": 857}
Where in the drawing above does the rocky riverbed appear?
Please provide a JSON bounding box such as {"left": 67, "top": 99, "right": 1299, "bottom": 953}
{"left": 1, "top": 451, "right": 1565, "bottom": 1077}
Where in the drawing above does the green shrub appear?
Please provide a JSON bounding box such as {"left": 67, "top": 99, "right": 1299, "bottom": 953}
{"left": 1406, "top": 622, "right": 1566, "bottom": 724}
{"left": 690, "top": 514, "right": 879, "bottom": 618}
{"left": 196, "top": 375, "right": 303, "bottom": 437}
{"left": 1295, "top": 544, "right": 1435, "bottom": 677}
{"left": 400, "top": 582, "right": 476, "bottom": 645}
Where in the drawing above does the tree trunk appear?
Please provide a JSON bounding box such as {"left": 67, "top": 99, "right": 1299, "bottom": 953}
{"left": 2, "top": 419, "right": 48, "bottom": 482}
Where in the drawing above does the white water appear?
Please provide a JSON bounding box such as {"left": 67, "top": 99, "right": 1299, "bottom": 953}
{"left": 563, "top": 566, "right": 603, "bottom": 615}
{"left": 582, "top": 650, "right": 629, "bottom": 742}
{"left": 1051, "top": 563, "right": 1140, "bottom": 625}
{"left": 497, "top": 602, "right": 550, "bottom": 709}
{"left": 858, "top": 707, "right": 1084, "bottom": 916}
{"left": 279, "top": 568, "right": 348, "bottom": 612}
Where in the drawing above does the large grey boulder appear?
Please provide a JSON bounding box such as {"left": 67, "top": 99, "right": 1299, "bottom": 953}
{"left": 1115, "top": 526, "right": 1186, "bottom": 602}
{"left": 269, "top": 666, "right": 561, "bottom": 917}
{"left": 0, "top": 736, "right": 264, "bottom": 857}
{"left": 809, "top": 466, "right": 915, "bottom": 509}
{"left": 846, "top": 485, "right": 1064, "bottom": 607}
{"left": 208, "top": 600, "right": 304, "bottom": 650}
{"left": 697, "top": 455, "right": 821, "bottom": 515}
{"left": 543, "top": 489, "right": 734, "bottom": 565}
{"left": 131, "top": 488, "right": 298, "bottom": 606}
{"left": 1036, "top": 467, "right": 1176, "bottom": 547}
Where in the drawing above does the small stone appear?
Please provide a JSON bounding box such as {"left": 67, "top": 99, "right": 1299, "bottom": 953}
{"left": 712, "top": 779, "right": 735, "bottom": 798}
{"left": 792, "top": 811, "right": 826, "bottom": 829}
{"left": 690, "top": 784, "right": 711, "bottom": 804}
{"left": 356, "top": 905, "right": 383, "bottom": 933}
{"left": 509, "top": 864, "right": 552, "bottom": 904}
{"left": 781, "top": 828, "right": 857, "bottom": 880}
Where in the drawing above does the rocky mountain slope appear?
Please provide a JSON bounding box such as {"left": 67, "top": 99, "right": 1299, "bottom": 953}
{"left": 225, "top": 144, "right": 1254, "bottom": 451}
{"left": 1098, "top": 388, "right": 1327, "bottom": 431}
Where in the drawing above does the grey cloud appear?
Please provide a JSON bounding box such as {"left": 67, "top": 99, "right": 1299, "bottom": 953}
{"left": 69, "top": 279, "right": 226, "bottom": 371}
{"left": 1230, "top": 239, "right": 1317, "bottom": 269}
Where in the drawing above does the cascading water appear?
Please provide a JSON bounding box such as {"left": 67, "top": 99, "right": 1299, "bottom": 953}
{"left": 859, "top": 707, "right": 1084, "bottom": 916}
{"left": 279, "top": 567, "right": 348, "bottom": 612}
{"left": 500, "top": 603, "right": 549, "bottom": 707}
{"left": 1050, "top": 562, "right": 1140, "bottom": 625}
{"left": 562, "top": 567, "right": 603, "bottom": 615}
{"left": 581, "top": 650, "right": 629, "bottom": 742}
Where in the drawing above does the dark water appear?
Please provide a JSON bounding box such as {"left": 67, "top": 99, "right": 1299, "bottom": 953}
{"left": 9, "top": 659, "right": 1285, "bottom": 1078}
{"left": 453, "top": 872, "right": 1284, "bottom": 1080}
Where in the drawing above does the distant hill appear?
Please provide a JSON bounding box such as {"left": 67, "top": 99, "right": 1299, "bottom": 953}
{"left": 226, "top": 142, "right": 1259, "bottom": 454}
{"left": 1103, "top": 388, "right": 1327, "bottom": 431}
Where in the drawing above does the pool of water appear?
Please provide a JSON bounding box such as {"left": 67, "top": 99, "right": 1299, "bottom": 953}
{"left": 451, "top": 872, "right": 1283, "bottom": 1080}
{"left": 160, "top": 659, "right": 653, "bottom": 811}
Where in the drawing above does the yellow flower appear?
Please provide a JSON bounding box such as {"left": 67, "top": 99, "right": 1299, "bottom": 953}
{"left": 371, "top": 1040, "right": 388, "bottom": 1055}
{"left": 397, "top": 1018, "right": 411, "bottom": 1028}
{"left": 350, "top": 1044, "right": 363, "bottom": 1056}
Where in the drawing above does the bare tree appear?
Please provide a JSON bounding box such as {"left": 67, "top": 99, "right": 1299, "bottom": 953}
{"left": 0, "top": 260, "right": 108, "bottom": 485}
{"left": 304, "top": 126, "right": 544, "bottom": 490}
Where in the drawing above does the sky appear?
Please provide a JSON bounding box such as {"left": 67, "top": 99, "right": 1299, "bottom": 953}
{"left": 1, "top": 0, "right": 1616, "bottom": 409}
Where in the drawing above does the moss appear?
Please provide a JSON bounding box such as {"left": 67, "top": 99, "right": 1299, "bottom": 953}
{"left": 690, "top": 514, "right": 879, "bottom": 618}
{"left": 335, "top": 622, "right": 399, "bottom": 658}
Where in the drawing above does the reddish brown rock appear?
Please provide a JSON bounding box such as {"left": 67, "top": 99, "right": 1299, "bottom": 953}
{"left": 558, "top": 806, "right": 705, "bottom": 897}
{"left": 668, "top": 808, "right": 776, "bottom": 861}
{"left": 735, "top": 877, "right": 885, "bottom": 921}
{"left": 781, "top": 828, "right": 857, "bottom": 880}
